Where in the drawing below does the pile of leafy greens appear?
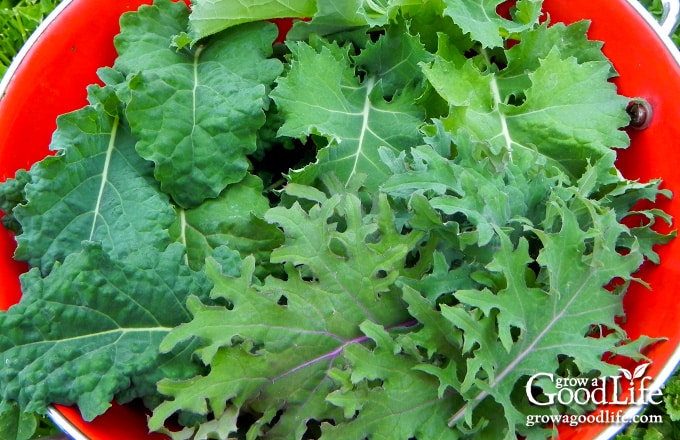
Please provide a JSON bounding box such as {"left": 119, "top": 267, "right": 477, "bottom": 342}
{"left": 0, "top": 0, "right": 675, "bottom": 438}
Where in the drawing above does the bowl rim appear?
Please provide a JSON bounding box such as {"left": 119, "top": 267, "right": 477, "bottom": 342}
{"left": 2, "top": 0, "right": 113, "bottom": 437}
{"left": 47, "top": 406, "right": 89, "bottom": 440}
{"left": 1, "top": 0, "right": 679, "bottom": 439}
{"left": 595, "top": 1, "right": 680, "bottom": 438}
{"left": 626, "top": 0, "right": 680, "bottom": 64}
{"left": 0, "top": 0, "right": 75, "bottom": 98}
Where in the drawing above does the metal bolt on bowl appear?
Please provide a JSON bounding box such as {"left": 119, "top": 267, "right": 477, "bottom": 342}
{"left": 627, "top": 98, "right": 653, "bottom": 130}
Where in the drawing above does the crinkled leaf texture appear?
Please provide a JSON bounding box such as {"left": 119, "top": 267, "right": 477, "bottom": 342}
{"left": 12, "top": 85, "right": 174, "bottom": 275}
{"left": 0, "top": 168, "right": 30, "bottom": 234}
{"left": 0, "top": 0, "right": 674, "bottom": 438}
{"left": 271, "top": 37, "right": 425, "bottom": 192}
{"left": 0, "top": 242, "right": 211, "bottom": 421}
{"left": 114, "top": 0, "right": 283, "bottom": 208}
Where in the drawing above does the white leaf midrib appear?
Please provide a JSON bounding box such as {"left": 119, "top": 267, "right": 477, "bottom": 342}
{"left": 89, "top": 115, "right": 120, "bottom": 241}
{"left": 347, "top": 76, "right": 377, "bottom": 185}
{"left": 13, "top": 326, "right": 173, "bottom": 349}
{"left": 447, "top": 267, "right": 603, "bottom": 427}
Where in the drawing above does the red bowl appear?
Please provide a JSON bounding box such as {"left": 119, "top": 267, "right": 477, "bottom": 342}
{"left": 1, "top": 0, "right": 679, "bottom": 438}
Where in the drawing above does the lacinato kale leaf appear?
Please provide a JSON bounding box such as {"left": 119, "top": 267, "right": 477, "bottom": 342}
{"left": 0, "top": 242, "right": 211, "bottom": 421}
{"left": 0, "top": 0, "right": 278, "bottom": 428}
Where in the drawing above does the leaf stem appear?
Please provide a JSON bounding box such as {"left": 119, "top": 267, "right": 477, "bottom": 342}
{"left": 482, "top": 49, "right": 514, "bottom": 160}
{"left": 264, "top": 177, "right": 286, "bottom": 193}
{"left": 447, "top": 270, "right": 597, "bottom": 428}
{"left": 89, "top": 115, "right": 119, "bottom": 241}
{"left": 178, "top": 208, "right": 189, "bottom": 266}
{"left": 271, "top": 319, "right": 419, "bottom": 382}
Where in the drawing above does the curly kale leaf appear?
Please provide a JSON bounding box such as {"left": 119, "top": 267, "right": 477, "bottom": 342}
{"left": 150, "top": 191, "right": 427, "bottom": 439}
{"left": 271, "top": 36, "right": 426, "bottom": 192}
{"left": 169, "top": 174, "right": 284, "bottom": 274}
{"left": 442, "top": 0, "right": 544, "bottom": 48}
{"left": 113, "top": 0, "right": 283, "bottom": 208}
{"left": 422, "top": 28, "right": 630, "bottom": 178}
{"left": 10, "top": 85, "right": 174, "bottom": 276}
{"left": 381, "top": 142, "right": 671, "bottom": 437}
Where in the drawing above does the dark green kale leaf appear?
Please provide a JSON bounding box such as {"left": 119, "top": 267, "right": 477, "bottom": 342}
{"left": 0, "top": 242, "right": 211, "bottom": 421}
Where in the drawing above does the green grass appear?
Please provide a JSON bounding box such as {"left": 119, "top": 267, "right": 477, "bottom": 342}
{"left": 640, "top": 0, "right": 680, "bottom": 46}
{"left": 0, "top": 0, "right": 59, "bottom": 76}
{"left": 614, "top": 373, "right": 680, "bottom": 439}
{"left": 0, "top": 0, "right": 679, "bottom": 439}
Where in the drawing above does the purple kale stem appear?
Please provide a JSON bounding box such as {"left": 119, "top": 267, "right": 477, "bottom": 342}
{"left": 392, "top": 319, "right": 418, "bottom": 330}
{"left": 271, "top": 319, "right": 419, "bottom": 382}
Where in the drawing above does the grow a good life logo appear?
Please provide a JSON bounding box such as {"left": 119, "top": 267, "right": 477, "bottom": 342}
{"left": 526, "top": 363, "right": 662, "bottom": 406}
{"left": 524, "top": 363, "right": 665, "bottom": 428}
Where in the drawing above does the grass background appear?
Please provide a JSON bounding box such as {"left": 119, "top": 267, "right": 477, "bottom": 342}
{"left": 0, "top": 0, "right": 678, "bottom": 438}
{"left": 0, "top": 0, "right": 57, "bottom": 76}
